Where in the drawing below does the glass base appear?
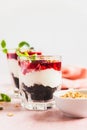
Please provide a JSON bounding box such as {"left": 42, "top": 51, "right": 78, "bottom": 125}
{"left": 21, "top": 99, "right": 55, "bottom": 110}
{"left": 13, "top": 88, "right": 19, "bottom": 97}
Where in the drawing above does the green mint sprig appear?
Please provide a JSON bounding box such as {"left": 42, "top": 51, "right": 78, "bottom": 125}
{"left": 16, "top": 41, "right": 31, "bottom": 57}
{"left": 0, "top": 39, "right": 37, "bottom": 61}
{"left": 0, "top": 40, "right": 8, "bottom": 54}
{"left": 16, "top": 48, "right": 37, "bottom": 61}
{"left": 1, "top": 40, "right": 6, "bottom": 48}
{"left": 18, "top": 41, "right": 34, "bottom": 51}
{"left": 0, "top": 40, "right": 33, "bottom": 55}
{"left": 0, "top": 93, "right": 11, "bottom": 102}
{"left": 16, "top": 48, "right": 29, "bottom": 57}
{"left": 16, "top": 41, "right": 37, "bottom": 61}
{"left": 18, "top": 41, "right": 30, "bottom": 48}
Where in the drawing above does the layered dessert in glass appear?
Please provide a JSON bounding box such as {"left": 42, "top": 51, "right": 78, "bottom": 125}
{"left": 0, "top": 40, "right": 42, "bottom": 97}
{"left": 19, "top": 55, "right": 62, "bottom": 110}
{"left": 7, "top": 50, "right": 42, "bottom": 96}
{"left": 7, "top": 49, "right": 19, "bottom": 95}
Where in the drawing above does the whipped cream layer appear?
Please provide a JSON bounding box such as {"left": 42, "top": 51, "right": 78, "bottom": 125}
{"left": 20, "top": 69, "right": 62, "bottom": 88}
{"left": 7, "top": 59, "right": 19, "bottom": 77}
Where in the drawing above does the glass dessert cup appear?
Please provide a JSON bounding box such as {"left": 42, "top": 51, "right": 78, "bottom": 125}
{"left": 18, "top": 55, "right": 62, "bottom": 110}
{"left": 7, "top": 49, "right": 19, "bottom": 96}
{"left": 7, "top": 49, "right": 42, "bottom": 97}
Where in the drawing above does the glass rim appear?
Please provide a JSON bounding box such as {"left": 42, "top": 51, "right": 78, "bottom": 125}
{"left": 18, "top": 54, "right": 62, "bottom": 61}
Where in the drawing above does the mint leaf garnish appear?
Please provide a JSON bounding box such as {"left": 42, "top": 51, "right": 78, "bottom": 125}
{"left": 16, "top": 41, "right": 36, "bottom": 60}
{"left": 1, "top": 40, "right": 6, "bottom": 48}
{"left": 31, "top": 54, "right": 37, "bottom": 61}
{"left": 0, "top": 93, "right": 11, "bottom": 102}
{"left": 2, "top": 48, "right": 8, "bottom": 54}
{"left": 18, "top": 41, "right": 30, "bottom": 48}
{"left": 0, "top": 40, "right": 8, "bottom": 54}
{"left": 16, "top": 49, "right": 25, "bottom": 57}
{"left": 16, "top": 48, "right": 29, "bottom": 57}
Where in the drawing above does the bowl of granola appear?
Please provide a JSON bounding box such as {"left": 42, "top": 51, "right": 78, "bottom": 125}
{"left": 53, "top": 89, "right": 87, "bottom": 118}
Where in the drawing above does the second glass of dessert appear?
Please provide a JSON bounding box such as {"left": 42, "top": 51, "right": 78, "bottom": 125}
{"left": 0, "top": 40, "right": 42, "bottom": 97}
{"left": 7, "top": 49, "right": 19, "bottom": 96}
{"left": 7, "top": 49, "right": 42, "bottom": 97}
{"left": 18, "top": 55, "right": 62, "bottom": 110}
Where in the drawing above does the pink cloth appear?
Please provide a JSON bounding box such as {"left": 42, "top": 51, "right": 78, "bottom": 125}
{"left": 62, "top": 65, "right": 87, "bottom": 89}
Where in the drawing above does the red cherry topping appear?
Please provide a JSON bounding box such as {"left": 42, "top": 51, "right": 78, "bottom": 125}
{"left": 7, "top": 53, "right": 17, "bottom": 59}
{"left": 20, "top": 60, "right": 61, "bottom": 74}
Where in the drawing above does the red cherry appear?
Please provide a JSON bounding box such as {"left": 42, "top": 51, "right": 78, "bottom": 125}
{"left": 7, "top": 53, "right": 17, "bottom": 59}
{"left": 53, "top": 62, "right": 61, "bottom": 71}
{"left": 28, "top": 51, "right": 42, "bottom": 55}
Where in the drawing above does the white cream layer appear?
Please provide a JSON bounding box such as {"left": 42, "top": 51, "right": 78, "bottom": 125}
{"left": 20, "top": 69, "right": 62, "bottom": 88}
{"left": 7, "top": 59, "right": 19, "bottom": 77}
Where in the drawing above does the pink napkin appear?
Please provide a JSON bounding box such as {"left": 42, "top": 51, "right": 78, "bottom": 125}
{"left": 62, "top": 65, "right": 87, "bottom": 89}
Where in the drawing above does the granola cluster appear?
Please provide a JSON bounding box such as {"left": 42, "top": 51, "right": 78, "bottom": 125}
{"left": 61, "top": 91, "right": 87, "bottom": 98}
